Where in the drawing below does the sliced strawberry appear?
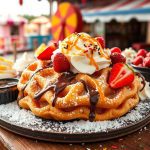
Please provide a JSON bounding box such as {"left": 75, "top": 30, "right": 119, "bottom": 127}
{"left": 111, "top": 47, "right": 121, "bottom": 54}
{"left": 53, "top": 53, "right": 70, "bottom": 73}
{"left": 110, "top": 52, "right": 126, "bottom": 64}
{"left": 109, "top": 63, "right": 134, "bottom": 89}
{"left": 95, "top": 36, "right": 105, "bottom": 49}
{"left": 36, "top": 41, "right": 58, "bottom": 60}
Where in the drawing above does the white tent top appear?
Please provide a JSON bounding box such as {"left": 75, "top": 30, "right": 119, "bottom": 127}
{"left": 82, "top": 0, "right": 150, "bottom": 23}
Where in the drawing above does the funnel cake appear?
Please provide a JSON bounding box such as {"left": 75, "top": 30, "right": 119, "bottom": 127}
{"left": 17, "top": 60, "right": 140, "bottom": 121}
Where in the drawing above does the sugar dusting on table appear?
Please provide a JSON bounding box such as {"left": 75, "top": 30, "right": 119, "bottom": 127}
{"left": 0, "top": 101, "right": 149, "bottom": 133}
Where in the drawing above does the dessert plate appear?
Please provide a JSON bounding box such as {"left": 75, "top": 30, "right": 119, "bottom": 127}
{"left": 0, "top": 100, "right": 149, "bottom": 143}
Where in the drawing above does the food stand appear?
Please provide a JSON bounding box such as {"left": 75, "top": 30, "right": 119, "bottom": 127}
{"left": 0, "top": 15, "right": 28, "bottom": 54}
{"left": 81, "top": 0, "right": 150, "bottom": 49}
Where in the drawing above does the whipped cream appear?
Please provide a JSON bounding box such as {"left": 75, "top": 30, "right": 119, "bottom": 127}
{"left": 0, "top": 57, "right": 16, "bottom": 79}
{"left": 53, "top": 33, "right": 111, "bottom": 74}
{"left": 139, "top": 81, "right": 150, "bottom": 100}
{"left": 13, "top": 52, "right": 35, "bottom": 72}
{"left": 122, "top": 47, "right": 137, "bottom": 63}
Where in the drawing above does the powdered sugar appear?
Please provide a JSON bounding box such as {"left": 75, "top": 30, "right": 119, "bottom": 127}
{"left": 0, "top": 100, "right": 149, "bottom": 133}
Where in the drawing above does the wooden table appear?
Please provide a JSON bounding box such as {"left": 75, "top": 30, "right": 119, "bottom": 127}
{"left": 0, "top": 123, "right": 149, "bottom": 150}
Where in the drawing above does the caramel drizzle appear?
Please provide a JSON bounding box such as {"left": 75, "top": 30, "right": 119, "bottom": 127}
{"left": 62, "top": 33, "right": 109, "bottom": 71}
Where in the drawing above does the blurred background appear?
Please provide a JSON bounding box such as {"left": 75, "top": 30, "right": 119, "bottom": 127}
{"left": 0, "top": 0, "right": 150, "bottom": 57}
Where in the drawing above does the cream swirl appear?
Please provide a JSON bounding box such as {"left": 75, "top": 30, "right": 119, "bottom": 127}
{"left": 53, "top": 33, "right": 111, "bottom": 74}
{"left": 122, "top": 47, "right": 137, "bottom": 63}
{"left": 13, "top": 53, "right": 35, "bottom": 72}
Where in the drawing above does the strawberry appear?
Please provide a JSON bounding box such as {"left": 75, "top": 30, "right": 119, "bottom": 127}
{"left": 111, "top": 47, "right": 121, "bottom": 54}
{"left": 137, "top": 49, "right": 148, "bottom": 57}
{"left": 110, "top": 52, "right": 126, "bottom": 64}
{"left": 95, "top": 36, "right": 105, "bottom": 49}
{"left": 53, "top": 53, "right": 70, "bottom": 72}
{"left": 146, "top": 52, "right": 150, "bottom": 57}
{"left": 109, "top": 63, "right": 134, "bottom": 89}
{"left": 132, "top": 56, "right": 144, "bottom": 66}
{"left": 36, "top": 41, "right": 58, "bottom": 60}
{"left": 143, "top": 57, "right": 150, "bottom": 67}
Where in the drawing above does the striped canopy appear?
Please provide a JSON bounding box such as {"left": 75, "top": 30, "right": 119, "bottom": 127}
{"left": 82, "top": 0, "right": 150, "bottom": 23}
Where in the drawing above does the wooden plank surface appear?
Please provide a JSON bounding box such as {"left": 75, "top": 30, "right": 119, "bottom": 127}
{"left": 0, "top": 123, "right": 149, "bottom": 150}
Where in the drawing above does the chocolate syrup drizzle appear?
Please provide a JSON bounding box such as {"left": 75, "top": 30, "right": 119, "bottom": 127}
{"left": 34, "top": 72, "right": 76, "bottom": 107}
{"left": 80, "top": 80, "right": 99, "bottom": 121}
{"left": 19, "top": 61, "right": 100, "bottom": 121}
{"left": 18, "top": 61, "right": 52, "bottom": 101}
{"left": 34, "top": 73, "right": 99, "bottom": 121}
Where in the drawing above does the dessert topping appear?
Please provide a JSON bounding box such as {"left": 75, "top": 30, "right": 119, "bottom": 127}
{"left": 110, "top": 52, "right": 126, "bottom": 65}
{"left": 95, "top": 36, "right": 105, "bottom": 49}
{"left": 54, "top": 33, "right": 111, "bottom": 74}
{"left": 132, "top": 56, "right": 144, "bottom": 66}
{"left": 53, "top": 53, "right": 70, "bottom": 73}
{"left": 80, "top": 80, "right": 99, "bottom": 122}
{"left": 34, "top": 72, "right": 76, "bottom": 106}
{"left": 132, "top": 49, "right": 150, "bottom": 68}
{"left": 35, "top": 41, "right": 57, "bottom": 60}
{"left": 109, "top": 63, "right": 135, "bottom": 89}
{"left": 13, "top": 52, "right": 35, "bottom": 72}
{"left": 111, "top": 47, "right": 121, "bottom": 54}
{"left": 137, "top": 49, "right": 148, "bottom": 57}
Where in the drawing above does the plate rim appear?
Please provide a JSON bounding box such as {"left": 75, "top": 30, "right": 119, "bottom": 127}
{"left": 0, "top": 100, "right": 149, "bottom": 143}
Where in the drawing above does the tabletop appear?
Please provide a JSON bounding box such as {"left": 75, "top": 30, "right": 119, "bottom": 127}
{"left": 0, "top": 123, "right": 149, "bottom": 150}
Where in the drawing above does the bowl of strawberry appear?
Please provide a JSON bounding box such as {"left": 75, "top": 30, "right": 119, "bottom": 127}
{"left": 131, "top": 49, "right": 150, "bottom": 81}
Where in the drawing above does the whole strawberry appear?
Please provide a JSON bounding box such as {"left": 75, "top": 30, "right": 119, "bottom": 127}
{"left": 137, "top": 49, "right": 148, "bottom": 57}
{"left": 132, "top": 56, "right": 144, "bottom": 66}
{"left": 111, "top": 47, "right": 121, "bottom": 54}
{"left": 110, "top": 52, "right": 126, "bottom": 64}
{"left": 53, "top": 53, "right": 70, "bottom": 73}
{"left": 95, "top": 36, "right": 105, "bottom": 49}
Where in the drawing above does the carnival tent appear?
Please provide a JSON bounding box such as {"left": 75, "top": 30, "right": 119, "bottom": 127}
{"left": 0, "top": 15, "right": 28, "bottom": 25}
{"left": 82, "top": 0, "right": 150, "bottom": 23}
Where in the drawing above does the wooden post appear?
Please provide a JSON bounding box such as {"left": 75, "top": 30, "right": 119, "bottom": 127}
{"left": 49, "top": 0, "right": 52, "bottom": 18}
{"left": 146, "top": 22, "right": 150, "bottom": 44}
{"left": 13, "top": 42, "right": 17, "bottom": 62}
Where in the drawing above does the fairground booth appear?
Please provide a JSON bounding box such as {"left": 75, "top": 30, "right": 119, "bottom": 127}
{"left": 0, "top": 15, "right": 28, "bottom": 54}
{"left": 81, "top": 0, "right": 150, "bottom": 50}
